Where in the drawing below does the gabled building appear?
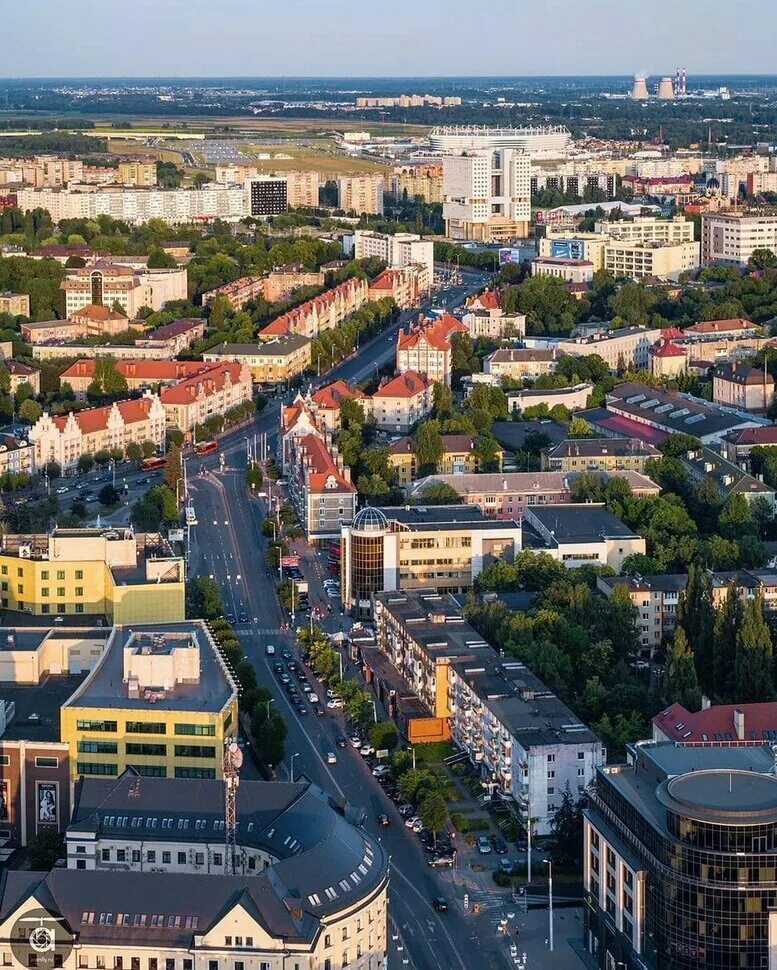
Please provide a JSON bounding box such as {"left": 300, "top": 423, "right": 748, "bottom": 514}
{"left": 259, "top": 276, "right": 370, "bottom": 340}
{"left": 682, "top": 446, "right": 775, "bottom": 510}
{"left": 159, "top": 362, "right": 253, "bottom": 435}
{"left": 648, "top": 337, "right": 687, "bottom": 379}
{"left": 713, "top": 361, "right": 775, "bottom": 412}
{"left": 364, "top": 371, "right": 433, "bottom": 433}
{"left": 541, "top": 436, "right": 661, "bottom": 473}
{"left": 286, "top": 433, "right": 357, "bottom": 542}
{"left": 388, "top": 433, "right": 504, "bottom": 486}
{"left": 462, "top": 289, "right": 526, "bottom": 340}
{"left": 395, "top": 313, "right": 467, "bottom": 386}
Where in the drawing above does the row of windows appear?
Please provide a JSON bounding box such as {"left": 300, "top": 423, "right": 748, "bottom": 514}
{"left": 0, "top": 566, "right": 83, "bottom": 580}
{"left": 77, "top": 721, "right": 216, "bottom": 736}
{"left": 77, "top": 763, "right": 216, "bottom": 780}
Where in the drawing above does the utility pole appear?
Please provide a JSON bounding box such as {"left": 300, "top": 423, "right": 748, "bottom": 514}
{"left": 543, "top": 858, "right": 554, "bottom": 952}
{"left": 527, "top": 804, "right": 532, "bottom": 884}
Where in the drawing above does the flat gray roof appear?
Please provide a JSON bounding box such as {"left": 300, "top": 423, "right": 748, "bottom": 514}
{"left": 380, "top": 504, "right": 520, "bottom": 532}
{"left": 526, "top": 503, "right": 639, "bottom": 542}
{"left": 1, "top": 673, "right": 87, "bottom": 742}
{"left": 657, "top": 770, "right": 777, "bottom": 824}
{"left": 63, "top": 621, "right": 235, "bottom": 714}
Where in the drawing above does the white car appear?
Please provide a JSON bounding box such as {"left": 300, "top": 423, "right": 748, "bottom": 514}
{"left": 327, "top": 698, "right": 344, "bottom": 710}
{"left": 308, "top": 693, "right": 319, "bottom": 704}
{"left": 359, "top": 744, "right": 375, "bottom": 757}
{"left": 404, "top": 815, "right": 420, "bottom": 829}
{"left": 266, "top": 645, "right": 275, "bottom": 656}
{"left": 326, "top": 751, "right": 337, "bottom": 764}
{"left": 372, "top": 764, "right": 390, "bottom": 778}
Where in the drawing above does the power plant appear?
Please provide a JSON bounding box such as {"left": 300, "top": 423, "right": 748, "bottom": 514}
{"left": 658, "top": 76, "right": 675, "bottom": 100}
{"left": 631, "top": 74, "right": 649, "bottom": 100}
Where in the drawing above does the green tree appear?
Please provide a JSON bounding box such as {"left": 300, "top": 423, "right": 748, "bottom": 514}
{"left": 164, "top": 442, "right": 183, "bottom": 498}
{"left": 735, "top": 595, "right": 774, "bottom": 702}
{"left": 419, "top": 792, "right": 448, "bottom": 848}
{"left": 77, "top": 453, "right": 95, "bottom": 474}
{"left": 719, "top": 492, "right": 756, "bottom": 540}
{"left": 665, "top": 628, "right": 702, "bottom": 711}
{"left": 44, "top": 460, "right": 61, "bottom": 480}
{"left": 126, "top": 441, "right": 142, "bottom": 462}
{"left": 568, "top": 417, "right": 594, "bottom": 439}
{"left": 369, "top": 720, "right": 399, "bottom": 753}
{"left": 14, "top": 381, "right": 35, "bottom": 406}
{"left": 412, "top": 482, "right": 461, "bottom": 505}
{"left": 414, "top": 421, "right": 444, "bottom": 476}
{"left": 432, "top": 381, "right": 453, "bottom": 418}
{"left": 713, "top": 585, "right": 742, "bottom": 701}
{"left": 99, "top": 483, "right": 120, "bottom": 506}
{"left": 146, "top": 246, "right": 177, "bottom": 269}
{"left": 186, "top": 576, "right": 224, "bottom": 620}
{"left": 141, "top": 440, "right": 157, "bottom": 459}
{"left": 676, "top": 563, "right": 715, "bottom": 689}
{"left": 748, "top": 248, "right": 777, "bottom": 270}
{"left": 548, "top": 786, "right": 583, "bottom": 867}
{"left": 253, "top": 709, "right": 288, "bottom": 767}
{"left": 26, "top": 831, "right": 65, "bottom": 870}
{"left": 474, "top": 434, "right": 503, "bottom": 473}
{"left": 18, "top": 398, "right": 42, "bottom": 423}
{"left": 94, "top": 449, "right": 111, "bottom": 467}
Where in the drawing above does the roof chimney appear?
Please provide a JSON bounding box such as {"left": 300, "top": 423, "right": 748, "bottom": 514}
{"left": 734, "top": 708, "right": 745, "bottom": 741}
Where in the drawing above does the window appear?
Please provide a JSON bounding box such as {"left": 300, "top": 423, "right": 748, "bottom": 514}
{"left": 209, "top": 963, "right": 218, "bottom": 970}
{"left": 75, "top": 604, "right": 84, "bottom": 614}
{"left": 78, "top": 762, "right": 117, "bottom": 776}
{"left": 56, "top": 570, "right": 65, "bottom": 580}
{"left": 35, "top": 756, "right": 58, "bottom": 768}
{"left": 41, "top": 570, "right": 48, "bottom": 580}
{"left": 162, "top": 851, "right": 171, "bottom": 864}
{"left": 75, "top": 587, "right": 83, "bottom": 597}
{"left": 126, "top": 743, "right": 166, "bottom": 756}
{"left": 195, "top": 852, "right": 205, "bottom": 866}
{"left": 132, "top": 850, "right": 140, "bottom": 863}
{"left": 213, "top": 852, "right": 223, "bottom": 866}
{"left": 57, "top": 587, "right": 65, "bottom": 597}
{"left": 175, "top": 767, "right": 215, "bottom": 780}
{"left": 101, "top": 849, "right": 110, "bottom": 861}
{"left": 166, "top": 963, "right": 175, "bottom": 970}
{"left": 234, "top": 964, "right": 244, "bottom": 970}
{"left": 77, "top": 720, "right": 117, "bottom": 733}
{"left": 174, "top": 745, "right": 215, "bottom": 759}
{"left": 78, "top": 741, "right": 118, "bottom": 754}
{"left": 57, "top": 603, "right": 65, "bottom": 614}
{"left": 175, "top": 723, "right": 215, "bottom": 736}
{"left": 126, "top": 722, "right": 166, "bottom": 734}
{"left": 147, "top": 851, "right": 156, "bottom": 862}
{"left": 117, "top": 850, "right": 126, "bottom": 862}
{"left": 76, "top": 570, "right": 83, "bottom": 580}
{"left": 41, "top": 587, "right": 49, "bottom": 598}
{"left": 177, "top": 852, "right": 186, "bottom": 864}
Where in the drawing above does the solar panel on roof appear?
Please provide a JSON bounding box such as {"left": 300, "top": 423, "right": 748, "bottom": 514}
{"left": 655, "top": 403, "right": 674, "bottom": 414}
{"left": 670, "top": 408, "right": 690, "bottom": 419}
{"left": 685, "top": 413, "right": 705, "bottom": 425}
{"left": 639, "top": 399, "right": 660, "bottom": 409}
{"left": 626, "top": 394, "right": 646, "bottom": 404}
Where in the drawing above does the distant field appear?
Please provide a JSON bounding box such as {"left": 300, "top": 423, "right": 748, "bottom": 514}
{"left": 195, "top": 143, "right": 391, "bottom": 175}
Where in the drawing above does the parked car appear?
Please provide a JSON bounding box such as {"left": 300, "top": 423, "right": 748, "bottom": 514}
{"left": 411, "top": 818, "right": 423, "bottom": 834}
{"left": 326, "top": 751, "right": 337, "bottom": 764}
{"left": 266, "top": 645, "right": 276, "bottom": 656}
{"left": 428, "top": 854, "right": 455, "bottom": 868}
{"left": 359, "top": 743, "right": 375, "bottom": 757}
{"left": 349, "top": 735, "right": 362, "bottom": 747}
{"left": 432, "top": 897, "right": 448, "bottom": 912}
{"left": 404, "top": 815, "right": 420, "bottom": 829}
{"left": 335, "top": 735, "right": 348, "bottom": 748}
{"left": 491, "top": 836, "right": 508, "bottom": 855}
{"left": 372, "top": 764, "right": 390, "bottom": 778}
{"left": 499, "top": 858, "right": 515, "bottom": 874}
{"left": 308, "top": 693, "right": 319, "bottom": 704}
{"left": 476, "top": 836, "right": 493, "bottom": 855}
{"left": 377, "top": 814, "right": 390, "bottom": 827}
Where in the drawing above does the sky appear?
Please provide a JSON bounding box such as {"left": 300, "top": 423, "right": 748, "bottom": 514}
{"left": 3, "top": 0, "right": 776, "bottom": 78}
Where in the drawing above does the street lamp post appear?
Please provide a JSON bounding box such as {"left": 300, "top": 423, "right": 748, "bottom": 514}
{"left": 543, "top": 858, "right": 554, "bottom": 952}
{"left": 527, "top": 803, "right": 532, "bottom": 884}
{"left": 265, "top": 697, "right": 274, "bottom": 720}
{"left": 290, "top": 752, "right": 300, "bottom": 784}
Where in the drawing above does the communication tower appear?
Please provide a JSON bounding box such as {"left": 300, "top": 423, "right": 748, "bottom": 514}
{"left": 223, "top": 736, "right": 243, "bottom": 873}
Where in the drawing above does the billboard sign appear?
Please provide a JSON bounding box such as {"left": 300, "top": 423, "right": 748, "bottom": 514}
{"left": 551, "top": 239, "right": 586, "bottom": 261}
{"left": 281, "top": 556, "right": 300, "bottom": 568}
{"left": 498, "top": 247, "right": 523, "bottom": 266}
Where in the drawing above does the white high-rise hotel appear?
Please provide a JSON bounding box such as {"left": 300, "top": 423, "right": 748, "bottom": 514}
{"left": 442, "top": 149, "right": 531, "bottom": 242}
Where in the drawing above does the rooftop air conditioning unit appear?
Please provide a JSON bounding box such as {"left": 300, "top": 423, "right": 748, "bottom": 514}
{"left": 18, "top": 545, "right": 31, "bottom": 559}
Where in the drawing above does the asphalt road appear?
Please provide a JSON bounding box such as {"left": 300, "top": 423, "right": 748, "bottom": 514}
{"left": 184, "top": 269, "right": 515, "bottom": 970}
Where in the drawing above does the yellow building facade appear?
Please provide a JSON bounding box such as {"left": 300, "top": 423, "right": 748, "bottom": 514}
{"left": 0, "top": 530, "right": 184, "bottom": 622}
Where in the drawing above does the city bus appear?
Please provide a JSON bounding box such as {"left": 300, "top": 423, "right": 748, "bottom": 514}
{"left": 194, "top": 439, "right": 218, "bottom": 456}
{"left": 140, "top": 456, "right": 167, "bottom": 471}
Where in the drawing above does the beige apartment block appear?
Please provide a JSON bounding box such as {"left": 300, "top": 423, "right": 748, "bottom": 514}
{"left": 392, "top": 163, "right": 443, "bottom": 203}
{"left": 713, "top": 362, "right": 775, "bottom": 412}
{"left": 61, "top": 263, "right": 188, "bottom": 317}
{"left": 159, "top": 361, "right": 253, "bottom": 434}
{"left": 204, "top": 335, "right": 312, "bottom": 384}
{"left": 701, "top": 211, "right": 777, "bottom": 267}
{"left": 337, "top": 174, "right": 385, "bottom": 215}
{"left": 602, "top": 240, "right": 700, "bottom": 280}
{"left": 0, "top": 292, "right": 30, "bottom": 317}
{"left": 117, "top": 161, "right": 157, "bottom": 187}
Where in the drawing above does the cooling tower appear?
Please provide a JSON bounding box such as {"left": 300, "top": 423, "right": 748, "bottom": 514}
{"left": 632, "top": 75, "right": 649, "bottom": 99}
{"left": 658, "top": 77, "right": 675, "bottom": 100}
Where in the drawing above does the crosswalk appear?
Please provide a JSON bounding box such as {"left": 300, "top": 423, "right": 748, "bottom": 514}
{"left": 233, "top": 627, "right": 282, "bottom": 636}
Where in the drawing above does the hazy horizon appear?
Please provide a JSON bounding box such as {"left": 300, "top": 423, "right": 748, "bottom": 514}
{"left": 5, "top": 0, "right": 776, "bottom": 78}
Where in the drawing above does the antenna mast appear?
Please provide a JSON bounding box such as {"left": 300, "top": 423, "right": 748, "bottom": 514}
{"left": 223, "top": 736, "right": 243, "bottom": 873}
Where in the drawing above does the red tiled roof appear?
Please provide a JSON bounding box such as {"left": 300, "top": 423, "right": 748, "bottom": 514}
{"left": 653, "top": 701, "right": 777, "bottom": 743}
{"left": 725, "top": 426, "right": 777, "bottom": 446}
{"left": 311, "top": 380, "right": 365, "bottom": 410}
{"left": 146, "top": 317, "right": 204, "bottom": 341}
{"left": 649, "top": 339, "right": 686, "bottom": 358}
{"left": 396, "top": 313, "right": 467, "bottom": 352}
{"left": 159, "top": 363, "right": 247, "bottom": 405}
{"left": 685, "top": 317, "right": 756, "bottom": 334}
{"left": 53, "top": 396, "right": 157, "bottom": 435}
{"left": 661, "top": 326, "right": 684, "bottom": 340}
{"left": 471, "top": 290, "right": 501, "bottom": 310}
{"left": 297, "top": 434, "right": 355, "bottom": 493}
{"left": 60, "top": 359, "right": 213, "bottom": 383}
{"left": 262, "top": 278, "right": 364, "bottom": 339}
{"left": 71, "top": 304, "right": 127, "bottom": 321}
{"left": 373, "top": 370, "right": 432, "bottom": 399}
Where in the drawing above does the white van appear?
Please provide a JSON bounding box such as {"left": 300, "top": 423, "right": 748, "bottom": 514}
{"left": 266, "top": 644, "right": 276, "bottom": 656}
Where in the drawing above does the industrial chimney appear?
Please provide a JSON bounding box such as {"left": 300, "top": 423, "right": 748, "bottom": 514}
{"left": 632, "top": 75, "right": 649, "bottom": 100}
{"left": 658, "top": 77, "right": 675, "bottom": 100}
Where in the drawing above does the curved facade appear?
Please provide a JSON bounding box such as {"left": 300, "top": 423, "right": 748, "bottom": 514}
{"left": 584, "top": 746, "right": 777, "bottom": 970}
{"left": 429, "top": 124, "right": 571, "bottom": 154}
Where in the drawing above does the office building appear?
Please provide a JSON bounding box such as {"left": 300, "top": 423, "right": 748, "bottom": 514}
{"left": 353, "top": 229, "right": 435, "bottom": 284}
{"left": 204, "top": 335, "right": 312, "bottom": 385}
{"left": 601, "top": 240, "right": 700, "bottom": 280}
{"left": 0, "top": 528, "right": 184, "bottom": 623}
{"left": 61, "top": 262, "right": 188, "bottom": 317}
{"left": 556, "top": 326, "right": 663, "bottom": 372}
{"left": 337, "top": 174, "right": 385, "bottom": 215}
{"left": 701, "top": 211, "right": 777, "bottom": 266}
{"left": 713, "top": 361, "right": 775, "bottom": 412}
{"left": 521, "top": 504, "right": 645, "bottom": 571}
{"left": 408, "top": 469, "right": 659, "bottom": 518}
{"left": 340, "top": 505, "right": 522, "bottom": 617}
{"left": 541, "top": 437, "right": 661, "bottom": 473}
{"left": 530, "top": 257, "right": 595, "bottom": 283}
{"left": 0, "top": 292, "right": 30, "bottom": 317}
{"left": 388, "top": 433, "right": 504, "bottom": 486}
{"left": 29, "top": 394, "right": 166, "bottom": 470}
{"left": 286, "top": 434, "right": 357, "bottom": 542}
{"left": 373, "top": 592, "right": 603, "bottom": 831}
{"left": 584, "top": 740, "right": 777, "bottom": 970}
{"left": 59, "top": 621, "right": 236, "bottom": 781}
{"left": 246, "top": 175, "right": 288, "bottom": 216}
{"left": 395, "top": 313, "right": 467, "bottom": 385}
{"left": 443, "top": 149, "right": 531, "bottom": 241}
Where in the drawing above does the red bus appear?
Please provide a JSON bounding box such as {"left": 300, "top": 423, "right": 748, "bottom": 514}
{"left": 194, "top": 439, "right": 218, "bottom": 456}
{"left": 141, "top": 456, "right": 167, "bottom": 471}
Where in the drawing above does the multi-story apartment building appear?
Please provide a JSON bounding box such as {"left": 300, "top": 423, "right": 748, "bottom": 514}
{"left": 117, "top": 161, "right": 157, "bottom": 187}
{"left": 0, "top": 528, "right": 184, "bottom": 623}
{"left": 137, "top": 316, "right": 206, "bottom": 354}
{"left": 557, "top": 326, "right": 663, "bottom": 372}
{"left": 60, "top": 621, "right": 236, "bottom": 782}
{"left": 337, "top": 174, "right": 385, "bottom": 215}
{"left": 747, "top": 171, "right": 777, "bottom": 195}
{"left": 353, "top": 229, "right": 435, "bottom": 284}
{"left": 158, "top": 362, "right": 253, "bottom": 434}
{"left": 391, "top": 163, "right": 443, "bottom": 203}
{"left": 395, "top": 313, "right": 467, "bottom": 385}
{"left": 246, "top": 175, "right": 288, "bottom": 216}
{"left": 260, "top": 276, "right": 370, "bottom": 340}
{"left": 443, "top": 149, "right": 531, "bottom": 241}
{"left": 408, "top": 469, "right": 659, "bottom": 518}
{"left": 4, "top": 358, "right": 40, "bottom": 396}
{"left": 522, "top": 503, "right": 645, "bottom": 572}
{"left": 682, "top": 445, "right": 775, "bottom": 509}
{"left": 595, "top": 214, "right": 695, "bottom": 244}
{"left": 61, "top": 262, "right": 188, "bottom": 317}
{"left": 281, "top": 381, "right": 367, "bottom": 447}
{"left": 713, "top": 361, "right": 774, "bottom": 411}
{"left": 21, "top": 308, "right": 130, "bottom": 345}
{"left": 0, "top": 292, "right": 30, "bottom": 316}
{"left": 341, "top": 505, "right": 522, "bottom": 617}
{"left": 204, "top": 334, "right": 312, "bottom": 385}
{"left": 0, "top": 433, "right": 35, "bottom": 477}
{"left": 483, "top": 347, "right": 565, "bottom": 380}
{"left": 601, "top": 239, "right": 701, "bottom": 279}
{"left": 373, "top": 592, "right": 603, "bottom": 832}
{"left": 29, "top": 319, "right": 206, "bottom": 362}
{"left": 722, "top": 425, "right": 777, "bottom": 463}
{"left": 530, "top": 166, "right": 615, "bottom": 198}
{"left": 16, "top": 184, "right": 248, "bottom": 225}
{"left": 584, "top": 740, "right": 777, "bottom": 970}
{"left": 60, "top": 359, "right": 216, "bottom": 400}
{"left": 203, "top": 267, "right": 325, "bottom": 310}
{"left": 286, "top": 433, "right": 357, "bottom": 542}
{"left": 701, "top": 211, "right": 777, "bottom": 266}
{"left": 215, "top": 166, "right": 321, "bottom": 207}
{"left": 715, "top": 154, "right": 771, "bottom": 198}
{"left": 368, "top": 265, "right": 429, "bottom": 308}
{"left": 364, "top": 371, "right": 433, "bottom": 432}
{"left": 541, "top": 437, "right": 661, "bottom": 473}
{"left": 387, "top": 433, "right": 504, "bottom": 486}
{"left": 29, "top": 394, "right": 166, "bottom": 470}
{"left": 463, "top": 289, "right": 526, "bottom": 340}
